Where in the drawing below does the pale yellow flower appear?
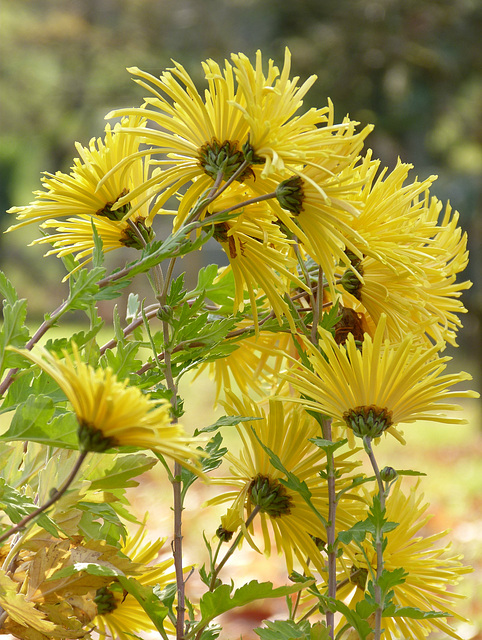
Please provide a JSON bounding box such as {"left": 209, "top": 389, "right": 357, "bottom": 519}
{"left": 92, "top": 520, "right": 178, "bottom": 640}
{"left": 12, "top": 345, "right": 201, "bottom": 470}
{"left": 206, "top": 393, "right": 364, "bottom": 575}
{"left": 337, "top": 480, "right": 471, "bottom": 640}
{"left": 281, "top": 315, "right": 478, "bottom": 446}
{"left": 7, "top": 117, "right": 155, "bottom": 271}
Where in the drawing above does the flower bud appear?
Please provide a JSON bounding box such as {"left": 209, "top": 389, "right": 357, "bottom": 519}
{"left": 380, "top": 466, "right": 398, "bottom": 483}
{"left": 275, "top": 177, "right": 304, "bottom": 215}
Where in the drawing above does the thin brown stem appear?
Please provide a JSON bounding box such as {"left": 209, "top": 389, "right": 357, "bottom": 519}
{"left": 311, "top": 266, "right": 324, "bottom": 344}
{"left": 363, "top": 436, "right": 385, "bottom": 640}
{"left": 322, "top": 417, "right": 336, "bottom": 639}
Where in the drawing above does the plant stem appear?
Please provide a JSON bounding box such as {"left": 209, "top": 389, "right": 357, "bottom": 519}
{"left": 208, "top": 505, "right": 260, "bottom": 592}
{"left": 363, "top": 436, "right": 385, "bottom": 640}
{"left": 0, "top": 451, "right": 88, "bottom": 545}
{"left": 322, "top": 417, "right": 336, "bottom": 639}
{"left": 311, "top": 266, "right": 324, "bottom": 344}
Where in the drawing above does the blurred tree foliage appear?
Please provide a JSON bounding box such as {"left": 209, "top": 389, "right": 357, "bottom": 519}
{"left": 0, "top": 0, "right": 481, "bottom": 374}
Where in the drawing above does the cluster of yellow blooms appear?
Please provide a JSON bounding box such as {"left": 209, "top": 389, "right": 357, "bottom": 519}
{"left": 4, "top": 49, "right": 479, "bottom": 640}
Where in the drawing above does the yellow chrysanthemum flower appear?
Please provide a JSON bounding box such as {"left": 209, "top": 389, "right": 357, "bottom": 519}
{"left": 339, "top": 198, "right": 471, "bottom": 346}
{"left": 7, "top": 117, "right": 155, "bottom": 271}
{"left": 281, "top": 315, "right": 478, "bottom": 446}
{"left": 230, "top": 48, "right": 356, "bottom": 177}
{"left": 105, "top": 49, "right": 363, "bottom": 227}
{"left": 91, "top": 520, "right": 178, "bottom": 640}
{"left": 337, "top": 480, "right": 471, "bottom": 640}
{"left": 209, "top": 186, "right": 305, "bottom": 331}
{"left": 206, "top": 393, "right": 364, "bottom": 575}
{"left": 344, "top": 155, "right": 439, "bottom": 273}
{"left": 12, "top": 345, "right": 201, "bottom": 468}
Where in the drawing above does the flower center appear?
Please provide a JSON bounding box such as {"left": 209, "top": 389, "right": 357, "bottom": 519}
{"left": 94, "top": 586, "right": 118, "bottom": 615}
{"left": 120, "top": 217, "right": 155, "bottom": 249}
{"left": 199, "top": 139, "right": 257, "bottom": 181}
{"left": 275, "top": 176, "right": 304, "bottom": 215}
{"left": 342, "top": 405, "right": 393, "bottom": 438}
{"left": 349, "top": 564, "right": 368, "bottom": 590}
{"left": 248, "top": 474, "right": 293, "bottom": 518}
{"left": 96, "top": 189, "right": 131, "bottom": 221}
{"left": 78, "top": 421, "right": 119, "bottom": 453}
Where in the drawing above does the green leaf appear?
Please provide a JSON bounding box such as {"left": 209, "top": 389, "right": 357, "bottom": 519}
{"left": 378, "top": 567, "right": 407, "bottom": 594}
{"left": 338, "top": 520, "right": 374, "bottom": 545}
{"left": 87, "top": 454, "right": 157, "bottom": 491}
{"left": 383, "top": 604, "right": 448, "bottom": 620}
{"left": 0, "top": 276, "right": 30, "bottom": 374}
{"left": 0, "top": 395, "right": 79, "bottom": 449}
{"left": 68, "top": 265, "right": 106, "bottom": 311}
{"left": 255, "top": 619, "right": 312, "bottom": 640}
{"left": 167, "top": 273, "right": 186, "bottom": 307}
{"left": 195, "top": 415, "right": 262, "bottom": 435}
{"left": 0, "top": 479, "right": 60, "bottom": 537}
{"left": 101, "top": 340, "right": 143, "bottom": 381}
{"left": 91, "top": 219, "right": 105, "bottom": 268}
{"left": 395, "top": 469, "right": 427, "bottom": 477}
{"left": 320, "top": 596, "right": 373, "bottom": 640}
{"left": 309, "top": 438, "right": 348, "bottom": 455}
{"left": 50, "top": 562, "right": 126, "bottom": 580}
{"left": 198, "top": 580, "right": 312, "bottom": 628}
{"left": 118, "top": 576, "right": 169, "bottom": 639}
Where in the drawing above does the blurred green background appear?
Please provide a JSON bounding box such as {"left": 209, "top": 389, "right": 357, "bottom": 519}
{"left": 1, "top": 1, "right": 481, "bottom": 637}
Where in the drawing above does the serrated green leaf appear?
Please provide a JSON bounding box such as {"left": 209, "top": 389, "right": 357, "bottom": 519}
{"left": 309, "top": 438, "right": 348, "bottom": 454}
{"left": 0, "top": 395, "right": 79, "bottom": 449}
{"left": 255, "top": 619, "right": 311, "bottom": 640}
{"left": 378, "top": 567, "right": 407, "bottom": 593}
{"left": 198, "top": 580, "right": 312, "bottom": 627}
{"left": 321, "top": 596, "right": 373, "bottom": 640}
{"left": 68, "top": 265, "right": 106, "bottom": 310}
{"left": 338, "top": 520, "right": 374, "bottom": 545}
{"left": 118, "top": 576, "right": 169, "bottom": 639}
{"left": 50, "top": 562, "right": 125, "bottom": 580}
{"left": 87, "top": 454, "right": 157, "bottom": 491}
{"left": 195, "top": 415, "right": 262, "bottom": 434}
{"left": 0, "top": 297, "right": 30, "bottom": 374}
{"left": 0, "top": 271, "right": 19, "bottom": 306}
{"left": 383, "top": 604, "right": 448, "bottom": 619}
{"left": 0, "top": 479, "right": 60, "bottom": 537}
{"left": 167, "top": 273, "right": 186, "bottom": 307}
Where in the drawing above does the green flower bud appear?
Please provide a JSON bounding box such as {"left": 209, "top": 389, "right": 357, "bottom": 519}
{"left": 157, "top": 305, "right": 173, "bottom": 323}
{"left": 78, "top": 421, "right": 118, "bottom": 453}
{"left": 340, "top": 268, "right": 363, "bottom": 300}
{"left": 275, "top": 177, "right": 304, "bottom": 215}
{"left": 97, "top": 188, "right": 131, "bottom": 221}
{"left": 199, "top": 138, "right": 257, "bottom": 181}
{"left": 380, "top": 466, "right": 398, "bottom": 483}
{"left": 343, "top": 405, "right": 393, "bottom": 439}
{"left": 350, "top": 565, "right": 368, "bottom": 590}
{"left": 248, "top": 474, "right": 293, "bottom": 518}
{"left": 94, "top": 586, "right": 118, "bottom": 615}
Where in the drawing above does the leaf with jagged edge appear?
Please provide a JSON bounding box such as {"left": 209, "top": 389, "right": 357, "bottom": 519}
{"left": 196, "top": 580, "right": 314, "bottom": 629}
{"left": 0, "top": 271, "right": 30, "bottom": 375}
{"left": 0, "top": 569, "right": 57, "bottom": 634}
{"left": 0, "top": 395, "right": 79, "bottom": 450}
{"left": 0, "top": 478, "right": 61, "bottom": 538}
